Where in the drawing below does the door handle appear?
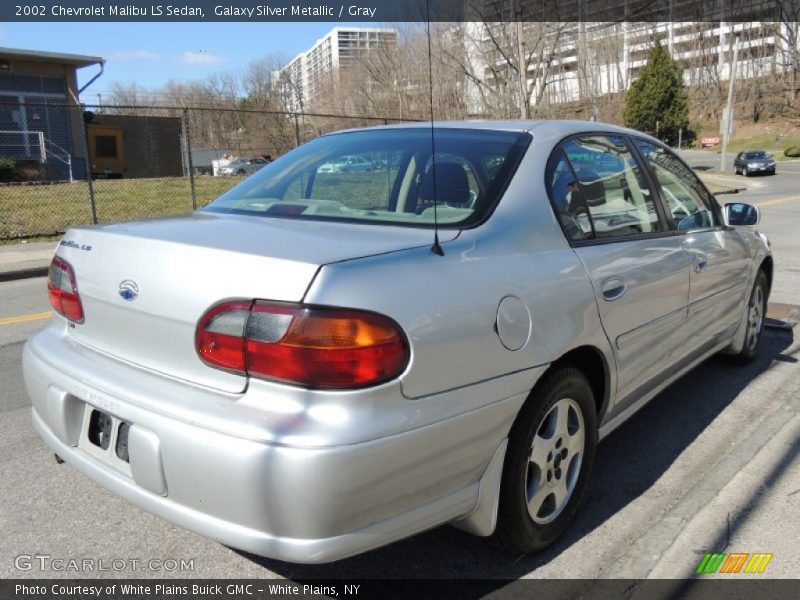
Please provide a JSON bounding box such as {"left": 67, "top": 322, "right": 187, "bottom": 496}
{"left": 601, "top": 278, "right": 627, "bottom": 301}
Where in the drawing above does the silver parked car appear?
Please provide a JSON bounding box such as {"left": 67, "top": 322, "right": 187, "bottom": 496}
{"left": 24, "top": 121, "right": 771, "bottom": 563}
{"left": 219, "top": 156, "right": 270, "bottom": 176}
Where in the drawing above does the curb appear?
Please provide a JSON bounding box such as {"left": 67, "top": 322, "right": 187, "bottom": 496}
{"left": 0, "top": 266, "right": 49, "bottom": 283}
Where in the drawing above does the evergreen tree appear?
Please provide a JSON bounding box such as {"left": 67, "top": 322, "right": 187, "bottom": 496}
{"left": 623, "top": 42, "right": 690, "bottom": 145}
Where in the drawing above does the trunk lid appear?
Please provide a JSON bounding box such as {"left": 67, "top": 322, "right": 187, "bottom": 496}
{"left": 58, "top": 212, "right": 455, "bottom": 393}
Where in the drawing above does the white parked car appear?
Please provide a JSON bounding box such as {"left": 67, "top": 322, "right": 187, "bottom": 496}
{"left": 317, "top": 154, "right": 375, "bottom": 173}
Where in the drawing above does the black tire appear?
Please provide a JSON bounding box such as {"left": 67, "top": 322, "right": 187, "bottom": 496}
{"left": 491, "top": 366, "right": 597, "bottom": 554}
{"left": 730, "top": 270, "right": 768, "bottom": 364}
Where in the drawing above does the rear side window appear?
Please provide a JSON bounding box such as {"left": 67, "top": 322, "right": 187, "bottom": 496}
{"left": 634, "top": 139, "right": 717, "bottom": 230}
{"left": 546, "top": 149, "right": 593, "bottom": 241}
{"left": 548, "top": 134, "right": 665, "bottom": 241}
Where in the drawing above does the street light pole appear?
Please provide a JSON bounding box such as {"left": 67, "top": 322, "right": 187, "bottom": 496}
{"left": 720, "top": 37, "right": 740, "bottom": 173}
{"left": 516, "top": 19, "right": 528, "bottom": 119}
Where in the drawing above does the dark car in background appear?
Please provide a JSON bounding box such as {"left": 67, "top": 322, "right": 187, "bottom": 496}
{"left": 734, "top": 151, "right": 776, "bottom": 176}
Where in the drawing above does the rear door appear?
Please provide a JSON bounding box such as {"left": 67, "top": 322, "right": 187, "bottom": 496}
{"left": 633, "top": 139, "right": 751, "bottom": 354}
{"left": 549, "top": 134, "right": 691, "bottom": 408}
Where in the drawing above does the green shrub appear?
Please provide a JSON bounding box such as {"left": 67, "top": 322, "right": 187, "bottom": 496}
{"left": 784, "top": 146, "right": 800, "bottom": 158}
{"left": 623, "top": 42, "right": 689, "bottom": 146}
{"left": 0, "top": 157, "right": 15, "bottom": 181}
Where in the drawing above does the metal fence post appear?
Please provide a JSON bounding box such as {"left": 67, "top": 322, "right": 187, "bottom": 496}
{"left": 78, "top": 107, "right": 98, "bottom": 224}
{"left": 183, "top": 108, "right": 197, "bottom": 210}
{"left": 294, "top": 113, "right": 301, "bottom": 147}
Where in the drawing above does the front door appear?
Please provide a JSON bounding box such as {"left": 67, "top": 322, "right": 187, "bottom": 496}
{"left": 633, "top": 139, "right": 751, "bottom": 356}
{"left": 553, "top": 134, "right": 691, "bottom": 408}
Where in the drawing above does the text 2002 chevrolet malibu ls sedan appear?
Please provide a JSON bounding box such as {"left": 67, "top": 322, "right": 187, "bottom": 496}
{"left": 25, "top": 121, "right": 771, "bottom": 563}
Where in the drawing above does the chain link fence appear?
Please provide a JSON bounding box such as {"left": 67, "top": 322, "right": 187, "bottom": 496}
{"left": 0, "top": 101, "right": 415, "bottom": 242}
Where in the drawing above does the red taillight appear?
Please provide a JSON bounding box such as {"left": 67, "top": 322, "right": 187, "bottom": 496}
{"left": 195, "top": 301, "right": 409, "bottom": 389}
{"left": 48, "top": 256, "right": 84, "bottom": 323}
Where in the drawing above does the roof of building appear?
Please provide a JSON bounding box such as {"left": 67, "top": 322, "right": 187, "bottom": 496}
{"left": 0, "top": 47, "right": 103, "bottom": 68}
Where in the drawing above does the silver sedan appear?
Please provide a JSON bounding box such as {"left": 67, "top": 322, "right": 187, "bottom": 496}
{"left": 24, "top": 121, "right": 771, "bottom": 563}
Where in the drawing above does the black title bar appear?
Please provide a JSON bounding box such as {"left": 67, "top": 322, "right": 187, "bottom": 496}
{"left": 5, "top": 579, "right": 800, "bottom": 600}
{"left": 3, "top": 0, "right": 796, "bottom": 22}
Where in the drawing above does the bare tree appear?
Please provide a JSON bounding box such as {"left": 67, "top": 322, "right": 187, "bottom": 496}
{"left": 104, "top": 82, "right": 156, "bottom": 113}
{"left": 241, "top": 53, "right": 289, "bottom": 109}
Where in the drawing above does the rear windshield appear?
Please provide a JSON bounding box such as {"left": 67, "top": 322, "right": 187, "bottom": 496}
{"left": 203, "top": 128, "right": 530, "bottom": 227}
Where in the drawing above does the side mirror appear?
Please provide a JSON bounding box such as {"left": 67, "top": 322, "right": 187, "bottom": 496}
{"left": 725, "top": 202, "right": 760, "bottom": 226}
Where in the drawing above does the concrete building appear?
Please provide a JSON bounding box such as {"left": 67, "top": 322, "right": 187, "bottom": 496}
{"left": 0, "top": 47, "right": 104, "bottom": 179}
{"left": 467, "top": 16, "right": 798, "bottom": 113}
{"left": 85, "top": 113, "right": 183, "bottom": 179}
{"left": 540, "top": 21, "right": 792, "bottom": 105}
{"left": 275, "top": 27, "right": 398, "bottom": 111}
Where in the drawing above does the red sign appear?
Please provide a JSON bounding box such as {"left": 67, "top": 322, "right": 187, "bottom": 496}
{"left": 701, "top": 136, "right": 721, "bottom": 147}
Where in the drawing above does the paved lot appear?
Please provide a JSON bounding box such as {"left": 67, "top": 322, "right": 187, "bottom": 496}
{"left": 0, "top": 171, "right": 798, "bottom": 580}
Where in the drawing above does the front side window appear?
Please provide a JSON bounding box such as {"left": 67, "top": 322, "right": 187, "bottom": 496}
{"left": 555, "top": 134, "right": 664, "bottom": 240}
{"left": 204, "top": 128, "right": 529, "bottom": 227}
{"left": 634, "top": 138, "right": 717, "bottom": 230}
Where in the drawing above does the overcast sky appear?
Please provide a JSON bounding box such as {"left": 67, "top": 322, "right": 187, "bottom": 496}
{"left": 1, "top": 22, "right": 364, "bottom": 98}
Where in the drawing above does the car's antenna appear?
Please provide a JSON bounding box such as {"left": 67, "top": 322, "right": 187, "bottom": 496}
{"left": 426, "top": 0, "right": 444, "bottom": 256}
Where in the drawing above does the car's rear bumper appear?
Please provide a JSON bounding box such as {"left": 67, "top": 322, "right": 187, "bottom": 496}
{"left": 23, "top": 324, "right": 535, "bottom": 563}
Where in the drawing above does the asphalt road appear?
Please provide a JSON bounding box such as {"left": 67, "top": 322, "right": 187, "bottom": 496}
{"left": 0, "top": 174, "right": 798, "bottom": 581}
{"left": 679, "top": 148, "right": 800, "bottom": 177}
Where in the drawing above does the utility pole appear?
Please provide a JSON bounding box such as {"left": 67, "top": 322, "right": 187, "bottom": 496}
{"left": 516, "top": 17, "right": 528, "bottom": 119}
{"left": 720, "top": 37, "right": 739, "bottom": 173}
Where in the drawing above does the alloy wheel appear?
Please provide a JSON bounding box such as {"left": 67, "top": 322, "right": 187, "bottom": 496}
{"left": 526, "top": 397, "right": 585, "bottom": 525}
{"left": 746, "top": 283, "right": 765, "bottom": 351}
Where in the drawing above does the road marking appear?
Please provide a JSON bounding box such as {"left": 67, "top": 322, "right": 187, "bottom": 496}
{"left": 0, "top": 311, "right": 51, "bottom": 326}
{"left": 756, "top": 194, "right": 800, "bottom": 207}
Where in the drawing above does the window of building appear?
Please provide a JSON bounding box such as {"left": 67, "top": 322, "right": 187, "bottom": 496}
{"left": 94, "top": 135, "right": 119, "bottom": 159}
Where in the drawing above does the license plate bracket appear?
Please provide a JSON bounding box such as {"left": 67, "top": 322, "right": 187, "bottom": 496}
{"left": 87, "top": 409, "right": 113, "bottom": 450}
{"left": 79, "top": 406, "right": 133, "bottom": 475}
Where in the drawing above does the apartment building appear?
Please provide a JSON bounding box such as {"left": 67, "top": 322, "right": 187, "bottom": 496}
{"left": 465, "top": 4, "right": 797, "bottom": 113}
{"left": 275, "top": 27, "right": 398, "bottom": 111}
{"left": 537, "top": 21, "right": 793, "bottom": 105}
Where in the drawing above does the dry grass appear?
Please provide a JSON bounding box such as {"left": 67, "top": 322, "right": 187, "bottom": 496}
{"left": 0, "top": 175, "right": 242, "bottom": 241}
